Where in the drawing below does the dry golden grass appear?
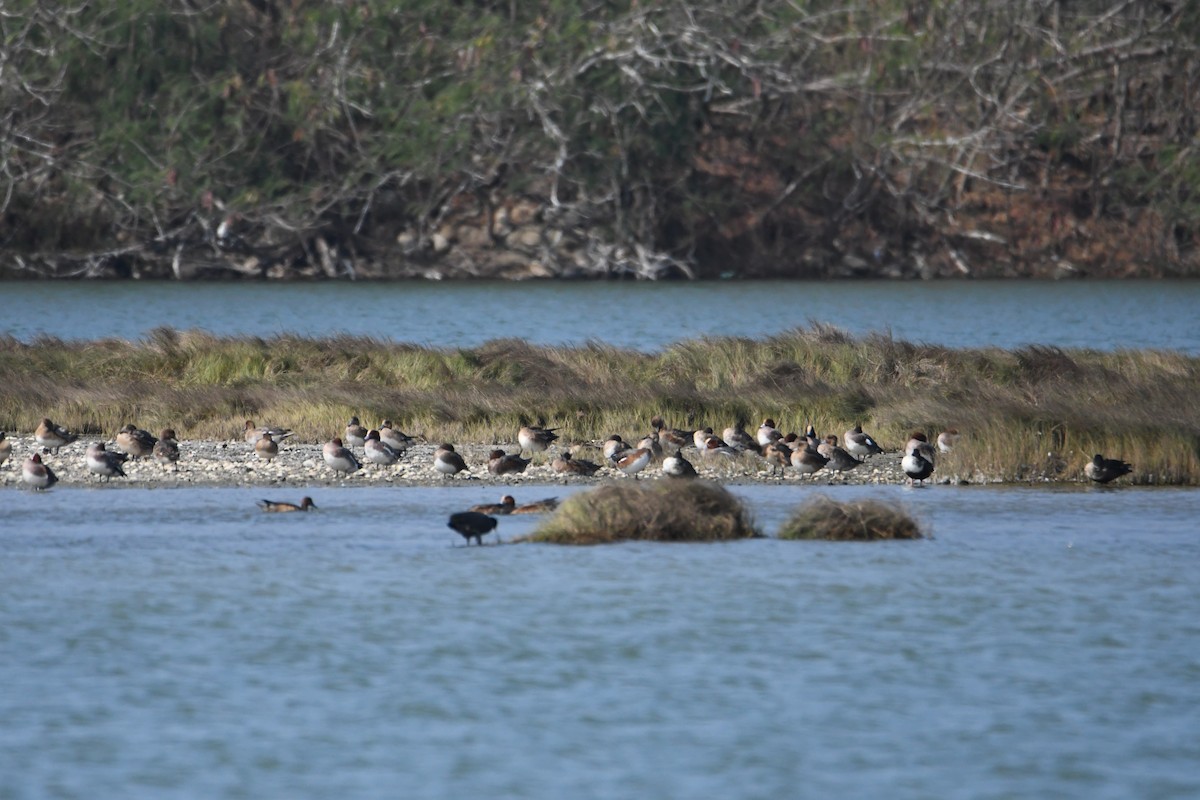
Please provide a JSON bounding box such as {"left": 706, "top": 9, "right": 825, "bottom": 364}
{"left": 778, "top": 496, "right": 925, "bottom": 540}
{"left": 522, "top": 481, "right": 761, "bottom": 544}
{"left": 1, "top": 326, "right": 1197, "bottom": 483}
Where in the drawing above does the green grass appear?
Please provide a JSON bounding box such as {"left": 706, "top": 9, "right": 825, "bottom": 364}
{"left": 778, "top": 496, "right": 925, "bottom": 541}
{"left": 0, "top": 326, "right": 1197, "bottom": 484}
{"left": 521, "top": 481, "right": 761, "bottom": 545}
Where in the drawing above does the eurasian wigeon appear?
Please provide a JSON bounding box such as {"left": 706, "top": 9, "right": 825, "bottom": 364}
{"left": 843, "top": 424, "right": 884, "bottom": 459}
{"left": 612, "top": 447, "right": 652, "bottom": 479}
{"left": 116, "top": 423, "right": 157, "bottom": 459}
{"left": 469, "top": 495, "right": 517, "bottom": 515}
{"left": 651, "top": 415, "right": 694, "bottom": 450}
{"left": 552, "top": 451, "right": 601, "bottom": 476}
{"left": 823, "top": 437, "right": 864, "bottom": 472}
{"left": 488, "top": 449, "right": 531, "bottom": 475}
{"left": 244, "top": 420, "right": 294, "bottom": 444}
{"left": 902, "top": 447, "right": 935, "bottom": 486}
{"left": 22, "top": 453, "right": 58, "bottom": 490}
{"left": 757, "top": 418, "right": 782, "bottom": 447}
{"left": 448, "top": 511, "right": 498, "bottom": 545}
{"left": 905, "top": 432, "right": 937, "bottom": 465}
{"left": 35, "top": 418, "right": 78, "bottom": 453}
{"left": 363, "top": 430, "right": 400, "bottom": 466}
{"left": 722, "top": 420, "right": 761, "bottom": 454}
{"left": 1085, "top": 454, "right": 1132, "bottom": 484}
{"left": 322, "top": 437, "right": 361, "bottom": 476}
{"left": 701, "top": 437, "right": 739, "bottom": 459}
{"left": 86, "top": 442, "right": 128, "bottom": 482}
{"left": 937, "top": 428, "right": 960, "bottom": 453}
{"left": 433, "top": 443, "right": 468, "bottom": 477}
{"left": 0, "top": 431, "right": 11, "bottom": 468}
{"left": 258, "top": 497, "right": 318, "bottom": 512}
{"left": 636, "top": 431, "right": 663, "bottom": 460}
{"left": 344, "top": 417, "right": 368, "bottom": 449}
{"left": 512, "top": 497, "right": 559, "bottom": 514}
{"left": 154, "top": 429, "right": 181, "bottom": 469}
{"left": 762, "top": 441, "right": 792, "bottom": 475}
{"left": 662, "top": 449, "right": 698, "bottom": 479}
{"left": 254, "top": 431, "right": 280, "bottom": 461}
{"left": 790, "top": 444, "right": 829, "bottom": 475}
{"left": 602, "top": 435, "right": 630, "bottom": 461}
{"left": 378, "top": 420, "right": 414, "bottom": 453}
{"left": 518, "top": 422, "right": 559, "bottom": 455}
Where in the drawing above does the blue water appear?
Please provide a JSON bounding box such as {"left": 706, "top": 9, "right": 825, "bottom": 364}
{"left": 2, "top": 483, "right": 1198, "bottom": 799}
{"left": 2, "top": 279, "right": 1199, "bottom": 352}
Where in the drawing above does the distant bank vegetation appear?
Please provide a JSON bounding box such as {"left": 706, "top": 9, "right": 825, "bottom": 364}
{"left": 1, "top": 1, "right": 1197, "bottom": 280}
{"left": 1, "top": 325, "right": 1196, "bottom": 484}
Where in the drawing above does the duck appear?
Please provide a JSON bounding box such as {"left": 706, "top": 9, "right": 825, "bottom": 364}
{"left": 488, "top": 449, "right": 531, "bottom": 475}
{"left": 817, "top": 435, "right": 838, "bottom": 460}
{"left": 902, "top": 446, "right": 936, "bottom": 486}
{"left": 790, "top": 443, "right": 829, "bottom": 475}
{"left": 843, "top": 424, "right": 884, "bottom": 459}
{"left": 512, "top": 497, "right": 559, "bottom": 514}
{"left": 937, "top": 428, "right": 960, "bottom": 453}
{"left": 254, "top": 431, "right": 280, "bottom": 461}
{"left": 470, "top": 495, "right": 518, "bottom": 515}
{"left": 0, "top": 431, "right": 11, "bottom": 468}
{"left": 636, "top": 431, "right": 663, "bottom": 460}
{"left": 244, "top": 420, "right": 294, "bottom": 444}
{"left": 823, "top": 436, "right": 865, "bottom": 472}
{"left": 22, "top": 453, "right": 58, "bottom": 490}
{"left": 552, "top": 451, "right": 601, "bottom": 476}
{"left": 518, "top": 421, "right": 559, "bottom": 455}
{"left": 35, "top": 417, "right": 78, "bottom": 453}
{"left": 116, "top": 423, "right": 158, "bottom": 460}
{"left": 603, "top": 434, "right": 631, "bottom": 461}
{"left": 344, "top": 416, "right": 369, "bottom": 449}
{"left": 1085, "top": 454, "right": 1133, "bottom": 484}
{"left": 722, "top": 420, "right": 761, "bottom": 454}
{"left": 651, "top": 415, "right": 694, "bottom": 450}
{"left": 86, "top": 442, "right": 128, "bottom": 482}
{"left": 905, "top": 432, "right": 938, "bottom": 465}
{"left": 433, "top": 443, "right": 469, "bottom": 477}
{"left": 258, "top": 497, "right": 318, "bottom": 512}
{"left": 448, "top": 511, "right": 498, "bottom": 546}
{"left": 662, "top": 449, "right": 699, "bottom": 479}
{"left": 762, "top": 440, "right": 792, "bottom": 475}
{"left": 378, "top": 420, "right": 414, "bottom": 453}
{"left": 322, "top": 437, "right": 361, "bottom": 476}
{"left": 154, "top": 429, "right": 181, "bottom": 469}
{"left": 612, "top": 447, "right": 652, "bottom": 479}
{"left": 757, "top": 418, "right": 782, "bottom": 447}
{"left": 363, "top": 429, "right": 401, "bottom": 466}
{"left": 700, "top": 436, "right": 740, "bottom": 460}
{"left": 693, "top": 426, "right": 717, "bottom": 450}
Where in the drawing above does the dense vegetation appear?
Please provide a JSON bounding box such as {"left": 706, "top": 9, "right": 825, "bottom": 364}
{"left": 2, "top": 1, "right": 1197, "bottom": 279}
{"left": 778, "top": 496, "right": 924, "bottom": 540}
{"left": 2, "top": 325, "right": 1197, "bottom": 483}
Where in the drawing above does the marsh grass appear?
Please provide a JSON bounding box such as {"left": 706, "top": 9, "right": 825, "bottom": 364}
{"left": 522, "top": 481, "right": 761, "bottom": 544}
{"left": 1, "top": 326, "right": 1197, "bottom": 483}
{"left": 778, "top": 496, "right": 925, "bottom": 541}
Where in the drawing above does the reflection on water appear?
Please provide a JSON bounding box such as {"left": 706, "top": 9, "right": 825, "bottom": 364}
{"left": 2, "top": 484, "right": 1199, "bottom": 798}
{"left": 4, "top": 279, "right": 1200, "bottom": 352}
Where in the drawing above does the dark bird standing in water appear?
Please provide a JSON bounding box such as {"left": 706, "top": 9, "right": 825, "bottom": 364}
{"left": 448, "top": 511, "right": 499, "bottom": 545}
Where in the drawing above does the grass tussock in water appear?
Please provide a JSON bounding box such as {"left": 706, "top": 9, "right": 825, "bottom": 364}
{"left": 523, "top": 481, "right": 761, "bottom": 545}
{"left": 778, "top": 496, "right": 925, "bottom": 541}
{"left": 1, "top": 325, "right": 1198, "bottom": 484}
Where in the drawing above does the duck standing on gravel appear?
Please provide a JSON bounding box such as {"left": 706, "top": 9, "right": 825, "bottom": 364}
{"left": 937, "top": 428, "right": 960, "bottom": 453}
{"left": 255, "top": 431, "right": 280, "bottom": 461}
{"left": 154, "top": 429, "right": 181, "bottom": 469}
{"left": 323, "top": 437, "right": 361, "bottom": 476}
{"left": 662, "top": 449, "right": 698, "bottom": 479}
{"left": 378, "top": 420, "right": 414, "bottom": 453}
{"left": 488, "top": 449, "right": 531, "bottom": 475}
{"left": 86, "top": 442, "right": 128, "bottom": 482}
{"left": 363, "top": 430, "right": 401, "bottom": 466}
{"left": 902, "top": 446, "right": 935, "bottom": 486}
{"left": 344, "top": 417, "right": 369, "bottom": 449}
{"left": 1085, "top": 454, "right": 1133, "bottom": 484}
{"left": 0, "top": 431, "right": 11, "bottom": 468}
{"left": 23, "top": 453, "right": 58, "bottom": 490}
{"left": 36, "top": 418, "right": 78, "bottom": 453}
{"left": 552, "top": 451, "right": 601, "bottom": 476}
{"left": 116, "top": 423, "right": 158, "bottom": 460}
{"left": 434, "top": 443, "right": 469, "bottom": 477}
{"left": 244, "top": 420, "right": 294, "bottom": 445}
{"left": 843, "top": 424, "right": 885, "bottom": 459}
{"left": 518, "top": 421, "right": 558, "bottom": 456}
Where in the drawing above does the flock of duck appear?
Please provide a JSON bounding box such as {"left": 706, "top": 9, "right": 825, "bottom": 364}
{"left": 5, "top": 413, "right": 1134, "bottom": 528}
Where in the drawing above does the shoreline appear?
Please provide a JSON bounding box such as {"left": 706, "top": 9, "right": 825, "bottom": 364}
{"left": 2, "top": 433, "right": 1042, "bottom": 491}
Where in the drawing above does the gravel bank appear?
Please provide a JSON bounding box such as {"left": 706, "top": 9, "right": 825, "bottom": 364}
{"left": 0, "top": 435, "right": 944, "bottom": 490}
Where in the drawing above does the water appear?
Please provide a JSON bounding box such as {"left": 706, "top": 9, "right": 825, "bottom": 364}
{"left": 3, "top": 483, "right": 1198, "bottom": 799}
{"left": 3, "top": 279, "right": 1199, "bottom": 352}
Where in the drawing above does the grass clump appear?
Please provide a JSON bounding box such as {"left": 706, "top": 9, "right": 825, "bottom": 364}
{"left": 524, "top": 481, "right": 761, "bottom": 545}
{"left": 778, "top": 495, "right": 925, "bottom": 541}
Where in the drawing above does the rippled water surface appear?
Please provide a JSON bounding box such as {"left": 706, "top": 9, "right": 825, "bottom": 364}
{"left": 4, "top": 279, "right": 1199, "bottom": 352}
{"left": 3, "top": 483, "right": 1198, "bottom": 799}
